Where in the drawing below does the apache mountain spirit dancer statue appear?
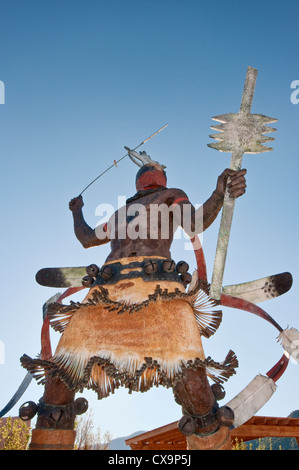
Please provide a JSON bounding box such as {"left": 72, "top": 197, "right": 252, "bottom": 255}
{"left": 16, "top": 66, "right": 298, "bottom": 451}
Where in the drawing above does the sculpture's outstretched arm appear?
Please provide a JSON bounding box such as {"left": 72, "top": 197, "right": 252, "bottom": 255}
{"left": 176, "top": 168, "right": 247, "bottom": 236}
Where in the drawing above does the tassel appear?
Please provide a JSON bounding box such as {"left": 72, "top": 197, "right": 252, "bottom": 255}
{"left": 189, "top": 288, "right": 222, "bottom": 338}
{"left": 277, "top": 327, "right": 299, "bottom": 363}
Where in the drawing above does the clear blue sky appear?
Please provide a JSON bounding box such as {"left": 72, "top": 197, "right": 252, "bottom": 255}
{"left": 1, "top": 0, "right": 299, "bottom": 440}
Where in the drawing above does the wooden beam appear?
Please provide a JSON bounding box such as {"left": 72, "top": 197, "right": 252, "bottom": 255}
{"left": 231, "top": 424, "right": 299, "bottom": 441}
{"left": 125, "top": 416, "right": 299, "bottom": 450}
{"left": 126, "top": 421, "right": 179, "bottom": 446}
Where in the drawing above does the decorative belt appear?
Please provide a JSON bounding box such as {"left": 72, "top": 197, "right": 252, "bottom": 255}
{"left": 82, "top": 258, "right": 192, "bottom": 288}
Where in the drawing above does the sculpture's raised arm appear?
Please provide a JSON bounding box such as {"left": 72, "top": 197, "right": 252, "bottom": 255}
{"left": 69, "top": 195, "right": 109, "bottom": 248}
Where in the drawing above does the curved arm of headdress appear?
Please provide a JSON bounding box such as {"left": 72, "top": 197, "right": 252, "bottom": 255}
{"left": 128, "top": 155, "right": 143, "bottom": 167}
{"left": 125, "top": 148, "right": 143, "bottom": 168}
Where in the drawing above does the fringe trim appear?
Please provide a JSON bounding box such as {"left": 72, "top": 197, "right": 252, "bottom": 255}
{"left": 47, "top": 281, "right": 222, "bottom": 339}
{"left": 20, "top": 350, "right": 238, "bottom": 399}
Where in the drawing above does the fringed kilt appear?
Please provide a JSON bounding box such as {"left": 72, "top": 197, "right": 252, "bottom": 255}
{"left": 21, "top": 257, "right": 238, "bottom": 399}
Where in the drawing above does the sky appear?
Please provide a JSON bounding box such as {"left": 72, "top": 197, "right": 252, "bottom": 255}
{"left": 0, "top": 0, "right": 299, "bottom": 441}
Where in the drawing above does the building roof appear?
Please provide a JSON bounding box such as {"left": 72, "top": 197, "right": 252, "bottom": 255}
{"left": 125, "top": 416, "right": 299, "bottom": 450}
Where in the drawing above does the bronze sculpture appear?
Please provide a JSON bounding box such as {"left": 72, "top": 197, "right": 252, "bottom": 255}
{"left": 18, "top": 67, "right": 298, "bottom": 451}
{"left": 21, "top": 148, "right": 246, "bottom": 449}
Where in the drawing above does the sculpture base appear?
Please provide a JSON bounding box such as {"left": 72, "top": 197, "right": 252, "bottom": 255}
{"left": 29, "top": 428, "right": 76, "bottom": 450}
{"left": 186, "top": 426, "right": 231, "bottom": 450}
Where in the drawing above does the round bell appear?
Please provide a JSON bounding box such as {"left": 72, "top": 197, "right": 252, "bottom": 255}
{"left": 216, "top": 406, "right": 234, "bottom": 427}
{"left": 144, "top": 259, "right": 158, "bottom": 274}
{"left": 162, "top": 259, "right": 176, "bottom": 273}
{"left": 211, "top": 383, "right": 226, "bottom": 401}
{"left": 176, "top": 261, "right": 189, "bottom": 274}
{"left": 178, "top": 415, "right": 196, "bottom": 436}
{"left": 19, "top": 401, "right": 38, "bottom": 421}
{"left": 100, "top": 265, "right": 114, "bottom": 280}
{"left": 180, "top": 272, "right": 192, "bottom": 285}
{"left": 82, "top": 275, "right": 95, "bottom": 287}
{"left": 74, "top": 397, "right": 89, "bottom": 415}
{"left": 86, "top": 264, "right": 99, "bottom": 277}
